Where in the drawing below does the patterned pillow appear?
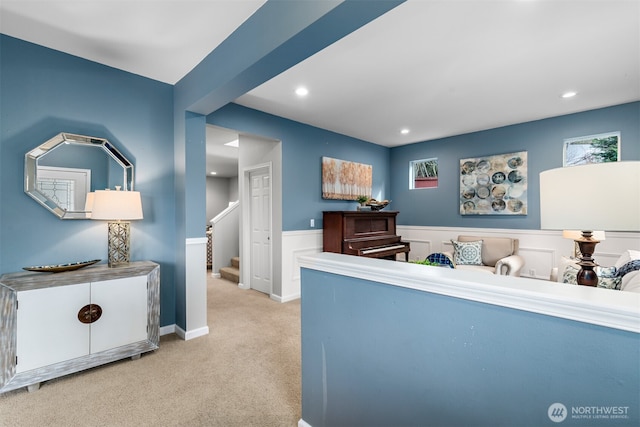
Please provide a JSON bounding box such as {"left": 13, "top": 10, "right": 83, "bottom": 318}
{"left": 562, "top": 265, "right": 621, "bottom": 290}
{"left": 426, "top": 252, "right": 455, "bottom": 268}
{"left": 451, "top": 240, "right": 483, "bottom": 265}
{"left": 616, "top": 259, "right": 640, "bottom": 278}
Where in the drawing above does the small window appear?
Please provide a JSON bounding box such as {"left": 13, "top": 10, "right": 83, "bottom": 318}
{"left": 410, "top": 158, "right": 438, "bottom": 190}
{"left": 563, "top": 131, "right": 620, "bottom": 166}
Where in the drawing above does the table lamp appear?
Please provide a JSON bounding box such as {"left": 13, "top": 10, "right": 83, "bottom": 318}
{"left": 540, "top": 161, "right": 640, "bottom": 286}
{"left": 90, "top": 188, "right": 143, "bottom": 267}
{"left": 562, "top": 230, "right": 605, "bottom": 258}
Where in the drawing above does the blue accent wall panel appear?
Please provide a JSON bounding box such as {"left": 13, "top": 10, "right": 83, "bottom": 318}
{"left": 207, "top": 103, "right": 391, "bottom": 231}
{"left": 301, "top": 268, "right": 640, "bottom": 427}
{"left": 184, "top": 112, "right": 207, "bottom": 238}
{"left": 0, "top": 35, "right": 176, "bottom": 326}
{"left": 391, "top": 102, "right": 640, "bottom": 228}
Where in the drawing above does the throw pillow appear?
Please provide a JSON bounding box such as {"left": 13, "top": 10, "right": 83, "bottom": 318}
{"left": 561, "top": 264, "right": 579, "bottom": 285}
{"left": 426, "top": 252, "right": 455, "bottom": 268}
{"left": 451, "top": 240, "right": 483, "bottom": 265}
{"left": 614, "top": 250, "right": 640, "bottom": 269}
{"left": 562, "top": 265, "right": 621, "bottom": 290}
{"left": 616, "top": 259, "right": 640, "bottom": 278}
{"left": 556, "top": 256, "right": 579, "bottom": 283}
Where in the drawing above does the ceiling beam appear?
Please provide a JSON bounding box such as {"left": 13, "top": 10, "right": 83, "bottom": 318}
{"left": 175, "top": 0, "right": 406, "bottom": 116}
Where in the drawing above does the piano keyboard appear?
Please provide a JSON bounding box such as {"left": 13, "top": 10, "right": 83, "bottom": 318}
{"left": 360, "top": 244, "right": 407, "bottom": 255}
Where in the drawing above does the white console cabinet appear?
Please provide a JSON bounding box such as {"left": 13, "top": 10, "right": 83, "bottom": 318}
{"left": 0, "top": 261, "right": 159, "bottom": 393}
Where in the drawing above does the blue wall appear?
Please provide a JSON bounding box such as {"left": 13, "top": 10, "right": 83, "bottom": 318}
{"left": 301, "top": 268, "right": 640, "bottom": 427}
{"left": 1, "top": 27, "right": 638, "bottom": 332}
{"left": 391, "top": 102, "right": 640, "bottom": 228}
{"left": 208, "top": 102, "right": 639, "bottom": 232}
{"left": 207, "top": 103, "right": 391, "bottom": 231}
{"left": 0, "top": 35, "right": 177, "bottom": 326}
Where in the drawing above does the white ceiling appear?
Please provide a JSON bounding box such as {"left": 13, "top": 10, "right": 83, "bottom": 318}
{"left": 237, "top": 0, "right": 640, "bottom": 147}
{"left": 0, "top": 0, "right": 267, "bottom": 85}
{"left": 2, "top": 0, "right": 639, "bottom": 177}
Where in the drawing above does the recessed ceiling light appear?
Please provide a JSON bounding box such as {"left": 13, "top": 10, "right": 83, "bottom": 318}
{"left": 295, "top": 87, "right": 309, "bottom": 97}
{"left": 400, "top": 128, "right": 410, "bottom": 135}
{"left": 561, "top": 91, "right": 577, "bottom": 98}
{"left": 210, "top": 172, "right": 217, "bottom": 175}
{"left": 224, "top": 139, "right": 239, "bottom": 147}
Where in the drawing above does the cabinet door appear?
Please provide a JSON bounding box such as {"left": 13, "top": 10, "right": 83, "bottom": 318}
{"left": 16, "top": 283, "right": 90, "bottom": 373}
{"left": 90, "top": 275, "right": 148, "bottom": 353}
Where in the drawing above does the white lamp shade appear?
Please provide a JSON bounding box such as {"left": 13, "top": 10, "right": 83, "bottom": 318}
{"left": 540, "top": 161, "right": 640, "bottom": 232}
{"left": 91, "top": 190, "right": 143, "bottom": 220}
{"left": 84, "top": 191, "right": 95, "bottom": 211}
{"left": 562, "top": 230, "right": 605, "bottom": 241}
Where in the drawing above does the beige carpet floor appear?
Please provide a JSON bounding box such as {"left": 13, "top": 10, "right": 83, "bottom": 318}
{"left": 0, "top": 276, "right": 301, "bottom": 427}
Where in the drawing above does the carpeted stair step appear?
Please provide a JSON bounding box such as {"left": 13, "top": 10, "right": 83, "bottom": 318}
{"left": 219, "top": 266, "right": 239, "bottom": 283}
{"left": 220, "top": 257, "right": 240, "bottom": 283}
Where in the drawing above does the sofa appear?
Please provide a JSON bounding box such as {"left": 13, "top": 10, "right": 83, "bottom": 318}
{"left": 443, "top": 235, "right": 525, "bottom": 276}
{"left": 550, "top": 249, "right": 640, "bottom": 292}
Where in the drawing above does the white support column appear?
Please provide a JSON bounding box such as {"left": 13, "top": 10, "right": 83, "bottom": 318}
{"left": 185, "top": 237, "right": 209, "bottom": 340}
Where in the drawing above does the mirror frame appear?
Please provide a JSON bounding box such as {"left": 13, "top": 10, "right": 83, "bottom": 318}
{"left": 25, "top": 132, "right": 134, "bottom": 219}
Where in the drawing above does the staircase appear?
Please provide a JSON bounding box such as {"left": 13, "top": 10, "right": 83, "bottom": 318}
{"left": 219, "top": 256, "right": 240, "bottom": 283}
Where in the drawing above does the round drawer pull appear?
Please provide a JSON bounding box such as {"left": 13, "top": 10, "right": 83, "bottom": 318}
{"left": 78, "top": 304, "right": 102, "bottom": 324}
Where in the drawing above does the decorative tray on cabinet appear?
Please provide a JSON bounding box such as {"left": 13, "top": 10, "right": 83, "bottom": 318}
{"left": 22, "top": 259, "right": 101, "bottom": 273}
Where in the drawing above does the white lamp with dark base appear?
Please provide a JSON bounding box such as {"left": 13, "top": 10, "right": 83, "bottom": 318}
{"left": 540, "top": 161, "right": 640, "bottom": 287}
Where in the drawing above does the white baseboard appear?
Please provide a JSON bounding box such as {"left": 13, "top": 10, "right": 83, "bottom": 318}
{"left": 174, "top": 325, "right": 186, "bottom": 340}
{"left": 270, "top": 292, "right": 301, "bottom": 303}
{"left": 159, "top": 324, "right": 175, "bottom": 336}
{"left": 298, "top": 419, "right": 312, "bottom": 427}
{"left": 238, "top": 282, "right": 250, "bottom": 290}
{"left": 185, "top": 326, "right": 209, "bottom": 341}
{"left": 173, "top": 325, "right": 210, "bottom": 341}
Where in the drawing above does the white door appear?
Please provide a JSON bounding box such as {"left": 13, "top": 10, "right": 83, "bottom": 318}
{"left": 250, "top": 169, "right": 271, "bottom": 294}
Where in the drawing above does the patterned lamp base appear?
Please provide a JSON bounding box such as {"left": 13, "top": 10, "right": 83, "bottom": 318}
{"left": 107, "top": 221, "right": 131, "bottom": 267}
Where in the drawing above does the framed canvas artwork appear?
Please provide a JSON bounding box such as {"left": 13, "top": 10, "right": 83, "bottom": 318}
{"left": 322, "top": 157, "right": 372, "bottom": 200}
{"left": 459, "top": 151, "right": 527, "bottom": 215}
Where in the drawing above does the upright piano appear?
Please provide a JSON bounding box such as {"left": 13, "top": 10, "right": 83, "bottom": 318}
{"left": 323, "top": 211, "right": 410, "bottom": 261}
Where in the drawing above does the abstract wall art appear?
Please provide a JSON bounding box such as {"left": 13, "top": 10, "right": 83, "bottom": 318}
{"left": 459, "top": 151, "right": 527, "bottom": 215}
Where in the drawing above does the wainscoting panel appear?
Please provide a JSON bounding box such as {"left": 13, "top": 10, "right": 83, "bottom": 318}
{"left": 280, "top": 226, "right": 639, "bottom": 298}
{"left": 401, "top": 238, "right": 432, "bottom": 261}
{"left": 281, "top": 230, "right": 323, "bottom": 302}
{"left": 517, "top": 247, "right": 556, "bottom": 280}
{"left": 398, "top": 226, "right": 639, "bottom": 280}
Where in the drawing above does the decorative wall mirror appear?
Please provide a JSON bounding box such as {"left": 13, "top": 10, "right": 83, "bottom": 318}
{"left": 25, "top": 132, "right": 134, "bottom": 219}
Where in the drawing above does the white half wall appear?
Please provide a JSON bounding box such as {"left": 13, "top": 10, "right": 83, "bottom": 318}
{"left": 185, "top": 237, "right": 209, "bottom": 340}
{"left": 279, "top": 226, "right": 640, "bottom": 300}
{"left": 280, "top": 230, "right": 323, "bottom": 302}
